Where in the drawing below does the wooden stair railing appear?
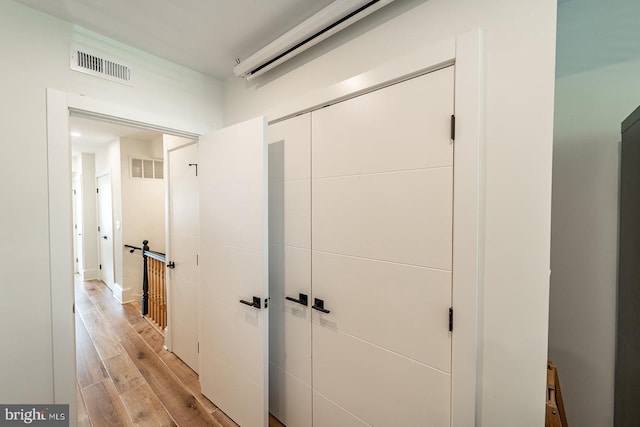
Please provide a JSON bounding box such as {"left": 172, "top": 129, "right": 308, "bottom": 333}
{"left": 126, "top": 240, "right": 168, "bottom": 331}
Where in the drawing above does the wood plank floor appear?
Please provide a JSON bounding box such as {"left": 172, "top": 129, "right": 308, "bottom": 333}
{"left": 75, "top": 276, "right": 285, "bottom": 427}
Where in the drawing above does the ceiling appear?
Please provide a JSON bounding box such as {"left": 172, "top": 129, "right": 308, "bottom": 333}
{"left": 23, "top": 0, "right": 640, "bottom": 148}
{"left": 14, "top": 0, "right": 335, "bottom": 80}
{"left": 70, "top": 116, "right": 160, "bottom": 155}
{"left": 16, "top": 0, "right": 640, "bottom": 83}
{"left": 14, "top": 0, "right": 338, "bottom": 151}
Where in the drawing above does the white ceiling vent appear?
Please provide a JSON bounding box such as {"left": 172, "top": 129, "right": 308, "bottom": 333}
{"left": 70, "top": 43, "right": 134, "bottom": 86}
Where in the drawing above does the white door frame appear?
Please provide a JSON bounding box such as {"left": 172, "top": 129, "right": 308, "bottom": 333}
{"left": 266, "top": 29, "right": 484, "bottom": 426}
{"left": 48, "top": 28, "right": 482, "bottom": 426}
{"left": 46, "top": 90, "right": 203, "bottom": 426}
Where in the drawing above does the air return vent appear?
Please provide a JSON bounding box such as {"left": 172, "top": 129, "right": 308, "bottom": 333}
{"left": 70, "top": 43, "right": 134, "bottom": 86}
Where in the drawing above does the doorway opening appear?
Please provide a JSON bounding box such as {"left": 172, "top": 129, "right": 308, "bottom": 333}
{"left": 69, "top": 113, "right": 208, "bottom": 423}
{"left": 70, "top": 115, "right": 168, "bottom": 301}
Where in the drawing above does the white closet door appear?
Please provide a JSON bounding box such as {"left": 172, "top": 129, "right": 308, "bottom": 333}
{"left": 311, "top": 67, "right": 455, "bottom": 426}
{"left": 268, "top": 114, "right": 313, "bottom": 427}
{"left": 198, "top": 117, "right": 269, "bottom": 427}
{"left": 167, "top": 141, "right": 199, "bottom": 372}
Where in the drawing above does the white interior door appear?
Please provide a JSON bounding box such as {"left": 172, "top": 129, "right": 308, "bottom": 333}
{"left": 310, "top": 67, "right": 455, "bottom": 426}
{"left": 268, "top": 114, "right": 312, "bottom": 427}
{"left": 72, "top": 177, "right": 82, "bottom": 274}
{"left": 96, "top": 174, "right": 115, "bottom": 290}
{"left": 168, "top": 141, "right": 200, "bottom": 372}
{"left": 198, "top": 117, "right": 269, "bottom": 427}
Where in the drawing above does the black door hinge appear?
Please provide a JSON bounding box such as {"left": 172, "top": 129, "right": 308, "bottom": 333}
{"left": 450, "top": 115, "right": 456, "bottom": 142}
{"left": 96, "top": 188, "right": 99, "bottom": 193}
{"left": 99, "top": 264, "right": 102, "bottom": 270}
{"left": 449, "top": 307, "right": 454, "bottom": 332}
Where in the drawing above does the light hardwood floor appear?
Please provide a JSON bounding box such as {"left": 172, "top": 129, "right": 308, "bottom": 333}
{"left": 75, "top": 276, "right": 285, "bottom": 427}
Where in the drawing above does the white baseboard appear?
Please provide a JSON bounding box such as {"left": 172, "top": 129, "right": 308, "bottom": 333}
{"left": 164, "top": 324, "right": 172, "bottom": 352}
{"left": 80, "top": 268, "right": 99, "bottom": 281}
{"left": 112, "top": 283, "right": 135, "bottom": 304}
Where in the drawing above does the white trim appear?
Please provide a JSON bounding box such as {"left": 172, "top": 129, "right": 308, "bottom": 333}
{"left": 46, "top": 88, "right": 76, "bottom": 427}
{"left": 80, "top": 268, "right": 100, "bottom": 281}
{"left": 266, "top": 29, "right": 483, "bottom": 426}
{"left": 47, "top": 90, "right": 206, "bottom": 426}
{"left": 267, "top": 36, "right": 456, "bottom": 124}
{"left": 451, "top": 29, "right": 484, "bottom": 427}
{"left": 67, "top": 94, "right": 204, "bottom": 137}
{"left": 112, "top": 283, "right": 134, "bottom": 304}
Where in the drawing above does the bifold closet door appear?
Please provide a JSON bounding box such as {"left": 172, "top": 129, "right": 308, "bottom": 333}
{"left": 311, "top": 67, "right": 455, "bottom": 426}
{"left": 268, "top": 114, "right": 313, "bottom": 427}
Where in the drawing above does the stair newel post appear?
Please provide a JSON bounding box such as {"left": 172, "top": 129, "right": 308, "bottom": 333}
{"left": 142, "top": 239, "right": 150, "bottom": 316}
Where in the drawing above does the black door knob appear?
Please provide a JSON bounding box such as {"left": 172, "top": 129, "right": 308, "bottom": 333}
{"left": 312, "top": 298, "right": 330, "bottom": 314}
{"left": 240, "top": 296, "right": 262, "bottom": 309}
{"left": 285, "top": 293, "right": 308, "bottom": 306}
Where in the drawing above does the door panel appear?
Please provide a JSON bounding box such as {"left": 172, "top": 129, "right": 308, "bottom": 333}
{"left": 270, "top": 363, "right": 313, "bottom": 427}
{"left": 284, "top": 180, "right": 311, "bottom": 249}
{"left": 312, "top": 325, "right": 451, "bottom": 426}
{"left": 199, "top": 117, "right": 268, "bottom": 427}
{"left": 312, "top": 392, "right": 369, "bottom": 427}
{"left": 311, "top": 67, "right": 455, "bottom": 426}
{"left": 96, "top": 174, "right": 114, "bottom": 290}
{"left": 312, "top": 67, "right": 454, "bottom": 179}
{"left": 313, "top": 251, "right": 452, "bottom": 371}
{"left": 312, "top": 168, "right": 453, "bottom": 270}
{"left": 268, "top": 114, "right": 312, "bottom": 426}
{"left": 168, "top": 142, "right": 199, "bottom": 372}
{"left": 269, "top": 249, "right": 312, "bottom": 379}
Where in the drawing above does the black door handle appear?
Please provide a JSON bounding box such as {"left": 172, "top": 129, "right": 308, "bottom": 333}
{"left": 312, "top": 298, "right": 330, "bottom": 314}
{"left": 285, "top": 293, "right": 308, "bottom": 306}
{"left": 240, "top": 296, "right": 262, "bottom": 309}
{"left": 167, "top": 261, "right": 175, "bottom": 269}
{"left": 102, "top": 235, "right": 108, "bottom": 240}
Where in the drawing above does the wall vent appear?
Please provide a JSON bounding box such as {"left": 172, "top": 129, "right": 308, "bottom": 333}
{"left": 70, "top": 43, "right": 134, "bottom": 86}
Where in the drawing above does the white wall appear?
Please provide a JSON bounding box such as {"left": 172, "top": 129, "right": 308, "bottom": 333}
{"left": 548, "top": 0, "right": 640, "bottom": 424}
{"left": 0, "top": 0, "right": 222, "bottom": 405}
{"left": 224, "top": 0, "right": 557, "bottom": 425}
{"left": 120, "top": 137, "right": 166, "bottom": 302}
{"left": 549, "top": 40, "right": 640, "bottom": 427}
